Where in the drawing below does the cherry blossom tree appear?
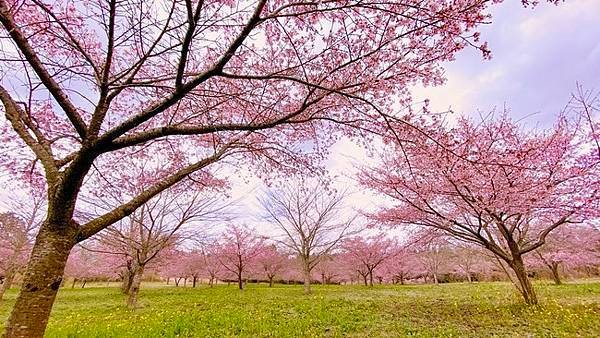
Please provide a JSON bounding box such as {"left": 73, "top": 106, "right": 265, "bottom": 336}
{"left": 528, "top": 225, "right": 600, "bottom": 285}
{"left": 0, "top": 0, "right": 559, "bottom": 334}
{"left": 362, "top": 113, "right": 600, "bottom": 304}
{"left": 0, "top": 188, "right": 44, "bottom": 301}
{"left": 260, "top": 180, "right": 358, "bottom": 293}
{"left": 450, "top": 242, "right": 487, "bottom": 282}
{"left": 256, "top": 244, "right": 287, "bottom": 287}
{"left": 64, "top": 246, "right": 119, "bottom": 288}
{"left": 217, "top": 224, "right": 266, "bottom": 290}
{"left": 340, "top": 234, "right": 397, "bottom": 286}
{"left": 93, "top": 188, "right": 217, "bottom": 307}
{"left": 313, "top": 254, "right": 343, "bottom": 285}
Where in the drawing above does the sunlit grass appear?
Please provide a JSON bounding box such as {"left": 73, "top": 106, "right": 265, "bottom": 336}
{"left": 1, "top": 281, "right": 599, "bottom": 337}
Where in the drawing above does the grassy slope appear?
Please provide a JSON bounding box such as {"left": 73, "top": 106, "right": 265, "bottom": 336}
{"left": 1, "top": 281, "right": 599, "bottom": 337}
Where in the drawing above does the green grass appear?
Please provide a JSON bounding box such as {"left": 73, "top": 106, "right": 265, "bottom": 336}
{"left": 1, "top": 281, "right": 599, "bottom": 337}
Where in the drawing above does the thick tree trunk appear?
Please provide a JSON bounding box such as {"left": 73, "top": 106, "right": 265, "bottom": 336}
{"left": 549, "top": 262, "right": 562, "bottom": 285}
{"left": 510, "top": 256, "right": 538, "bottom": 305}
{"left": 3, "top": 225, "right": 75, "bottom": 338}
{"left": 192, "top": 276, "right": 197, "bottom": 288}
{"left": 432, "top": 273, "right": 439, "bottom": 284}
{"left": 126, "top": 265, "right": 144, "bottom": 308}
{"left": 0, "top": 269, "right": 16, "bottom": 301}
{"left": 269, "top": 277, "right": 274, "bottom": 287}
{"left": 237, "top": 272, "right": 243, "bottom": 290}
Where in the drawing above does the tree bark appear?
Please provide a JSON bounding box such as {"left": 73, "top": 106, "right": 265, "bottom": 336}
{"left": 126, "top": 265, "right": 144, "bottom": 308}
{"left": 368, "top": 271, "right": 374, "bottom": 287}
{"left": 71, "top": 278, "right": 77, "bottom": 289}
{"left": 81, "top": 279, "right": 87, "bottom": 288}
{"left": 302, "top": 264, "right": 312, "bottom": 294}
{"left": 509, "top": 255, "right": 538, "bottom": 305}
{"left": 237, "top": 271, "right": 243, "bottom": 290}
{"left": 192, "top": 276, "right": 197, "bottom": 288}
{"left": 3, "top": 225, "right": 75, "bottom": 338}
{"left": 121, "top": 269, "right": 134, "bottom": 294}
{"left": 550, "top": 262, "right": 562, "bottom": 285}
{"left": 269, "top": 276, "right": 274, "bottom": 287}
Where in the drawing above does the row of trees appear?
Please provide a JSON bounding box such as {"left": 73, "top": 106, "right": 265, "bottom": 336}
{"left": 0, "top": 0, "right": 593, "bottom": 336}
{"left": 5, "top": 211, "right": 599, "bottom": 304}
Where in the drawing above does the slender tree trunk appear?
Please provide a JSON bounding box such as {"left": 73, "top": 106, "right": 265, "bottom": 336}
{"left": 368, "top": 271, "right": 374, "bottom": 287}
{"left": 269, "top": 276, "right": 274, "bottom": 287}
{"left": 166, "top": 277, "right": 170, "bottom": 285}
{"left": 321, "top": 273, "right": 326, "bottom": 285}
{"left": 0, "top": 269, "right": 16, "bottom": 301}
{"left": 3, "top": 225, "right": 76, "bottom": 338}
{"left": 467, "top": 272, "right": 473, "bottom": 283}
{"left": 550, "top": 262, "right": 562, "bottom": 285}
{"left": 237, "top": 271, "right": 243, "bottom": 290}
{"left": 510, "top": 255, "right": 538, "bottom": 305}
{"left": 121, "top": 269, "right": 134, "bottom": 294}
{"left": 174, "top": 277, "right": 180, "bottom": 287}
{"left": 81, "top": 279, "right": 86, "bottom": 288}
{"left": 433, "top": 273, "right": 439, "bottom": 284}
{"left": 71, "top": 278, "right": 77, "bottom": 289}
{"left": 362, "top": 274, "right": 368, "bottom": 286}
{"left": 126, "top": 265, "right": 145, "bottom": 308}
{"left": 192, "top": 276, "right": 197, "bottom": 288}
{"left": 302, "top": 264, "right": 312, "bottom": 294}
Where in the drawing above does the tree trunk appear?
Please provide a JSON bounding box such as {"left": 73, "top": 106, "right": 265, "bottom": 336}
{"left": 368, "top": 271, "right": 374, "bottom": 287}
{"left": 510, "top": 256, "right": 538, "bottom": 305}
{"left": 467, "top": 272, "right": 473, "bottom": 283}
{"left": 550, "top": 262, "right": 562, "bottom": 285}
{"left": 192, "top": 276, "right": 197, "bottom": 288}
{"left": 183, "top": 278, "right": 187, "bottom": 287}
{"left": 303, "top": 264, "right": 312, "bottom": 294}
{"left": 71, "top": 278, "right": 77, "bottom": 289}
{"left": 3, "top": 225, "right": 75, "bottom": 338}
{"left": 362, "top": 274, "right": 368, "bottom": 286}
{"left": 0, "top": 269, "right": 16, "bottom": 301}
{"left": 81, "top": 279, "right": 87, "bottom": 288}
{"left": 121, "top": 269, "right": 134, "bottom": 294}
{"left": 269, "top": 276, "right": 274, "bottom": 287}
{"left": 166, "top": 277, "right": 170, "bottom": 285}
{"left": 237, "top": 272, "right": 243, "bottom": 290}
{"left": 174, "top": 277, "right": 181, "bottom": 286}
{"left": 433, "top": 273, "right": 439, "bottom": 284}
{"left": 126, "top": 265, "right": 145, "bottom": 308}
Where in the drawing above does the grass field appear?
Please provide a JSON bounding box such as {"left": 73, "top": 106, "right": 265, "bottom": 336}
{"left": 1, "top": 281, "right": 599, "bottom": 337}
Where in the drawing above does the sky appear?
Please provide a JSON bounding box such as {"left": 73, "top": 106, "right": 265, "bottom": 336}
{"left": 239, "top": 0, "right": 600, "bottom": 234}
{"left": 1, "top": 0, "right": 599, "bottom": 236}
